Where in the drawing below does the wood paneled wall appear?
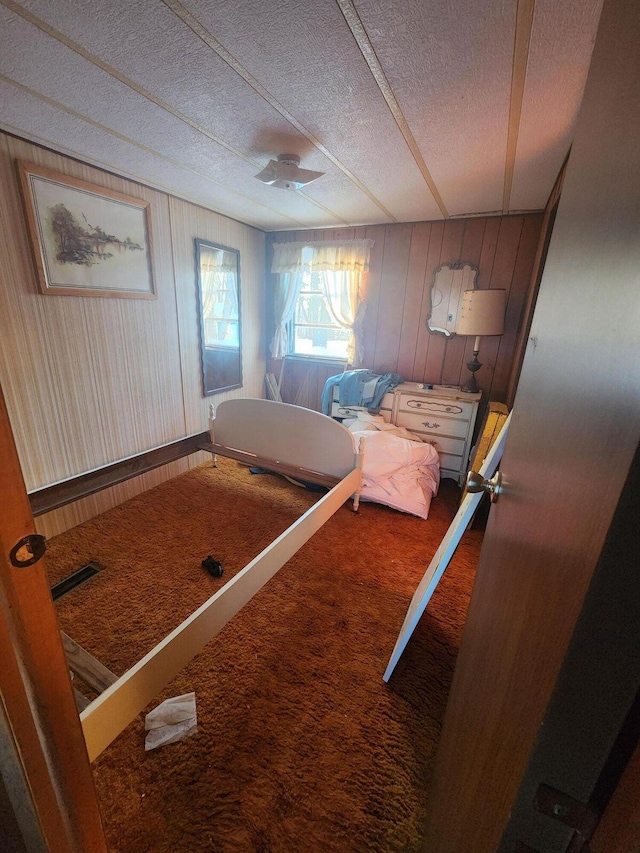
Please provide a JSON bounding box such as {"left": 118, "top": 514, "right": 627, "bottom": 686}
{"left": 267, "top": 214, "right": 543, "bottom": 412}
{"left": 0, "top": 133, "right": 265, "bottom": 538}
{"left": 0, "top": 130, "right": 543, "bottom": 538}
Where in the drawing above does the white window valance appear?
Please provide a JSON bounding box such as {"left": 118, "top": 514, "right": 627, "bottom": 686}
{"left": 200, "top": 246, "right": 237, "bottom": 274}
{"left": 271, "top": 239, "right": 374, "bottom": 274}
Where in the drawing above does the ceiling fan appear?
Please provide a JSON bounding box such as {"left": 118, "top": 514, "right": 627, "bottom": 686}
{"left": 254, "top": 154, "right": 324, "bottom": 190}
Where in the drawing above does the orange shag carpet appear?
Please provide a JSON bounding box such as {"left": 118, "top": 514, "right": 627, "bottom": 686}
{"left": 46, "top": 458, "right": 482, "bottom": 853}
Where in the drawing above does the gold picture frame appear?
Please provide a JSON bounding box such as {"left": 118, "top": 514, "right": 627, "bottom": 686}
{"left": 17, "top": 160, "right": 155, "bottom": 299}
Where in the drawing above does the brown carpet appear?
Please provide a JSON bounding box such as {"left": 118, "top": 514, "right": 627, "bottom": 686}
{"left": 46, "top": 458, "right": 482, "bottom": 853}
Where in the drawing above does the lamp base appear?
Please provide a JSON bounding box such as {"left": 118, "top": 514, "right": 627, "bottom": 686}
{"left": 461, "top": 351, "right": 481, "bottom": 393}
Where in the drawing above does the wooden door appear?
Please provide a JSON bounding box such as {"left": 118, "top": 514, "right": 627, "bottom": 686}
{"left": 422, "top": 0, "right": 640, "bottom": 849}
{"left": 0, "top": 385, "right": 107, "bottom": 851}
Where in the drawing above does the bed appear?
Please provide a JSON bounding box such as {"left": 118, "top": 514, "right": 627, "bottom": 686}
{"left": 79, "top": 398, "right": 362, "bottom": 761}
{"left": 342, "top": 411, "right": 440, "bottom": 520}
{"left": 208, "top": 400, "right": 440, "bottom": 519}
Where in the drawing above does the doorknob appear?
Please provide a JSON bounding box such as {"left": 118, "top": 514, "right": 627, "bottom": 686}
{"left": 466, "top": 470, "right": 502, "bottom": 502}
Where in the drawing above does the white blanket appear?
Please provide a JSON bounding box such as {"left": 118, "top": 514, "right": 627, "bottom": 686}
{"left": 345, "top": 414, "right": 440, "bottom": 519}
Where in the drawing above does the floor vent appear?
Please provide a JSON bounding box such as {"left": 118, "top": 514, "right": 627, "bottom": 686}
{"left": 51, "top": 561, "right": 102, "bottom": 601}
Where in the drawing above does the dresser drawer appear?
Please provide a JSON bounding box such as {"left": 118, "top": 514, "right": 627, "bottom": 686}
{"left": 421, "top": 439, "right": 465, "bottom": 474}
{"left": 397, "top": 393, "right": 476, "bottom": 421}
{"left": 424, "top": 435, "right": 466, "bottom": 456}
{"left": 331, "top": 385, "right": 392, "bottom": 421}
{"left": 331, "top": 402, "right": 391, "bottom": 423}
{"left": 437, "top": 452, "right": 464, "bottom": 473}
{"left": 396, "top": 408, "right": 471, "bottom": 440}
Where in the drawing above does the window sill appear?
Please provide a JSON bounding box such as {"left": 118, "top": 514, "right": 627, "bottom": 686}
{"left": 285, "top": 354, "right": 348, "bottom": 367}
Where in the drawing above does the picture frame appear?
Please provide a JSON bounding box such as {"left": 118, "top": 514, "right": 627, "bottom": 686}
{"left": 17, "top": 160, "right": 155, "bottom": 299}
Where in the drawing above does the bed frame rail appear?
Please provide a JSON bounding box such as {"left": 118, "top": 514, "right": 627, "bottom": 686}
{"left": 80, "top": 467, "right": 361, "bottom": 762}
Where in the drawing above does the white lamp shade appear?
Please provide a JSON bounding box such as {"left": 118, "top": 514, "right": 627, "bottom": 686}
{"left": 456, "top": 289, "right": 506, "bottom": 337}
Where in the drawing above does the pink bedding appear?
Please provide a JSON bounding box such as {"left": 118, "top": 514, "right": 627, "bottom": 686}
{"left": 346, "top": 415, "right": 440, "bottom": 519}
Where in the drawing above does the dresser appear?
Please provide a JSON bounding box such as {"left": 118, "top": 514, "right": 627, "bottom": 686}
{"left": 331, "top": 382, "right": 481, "bottom": 485}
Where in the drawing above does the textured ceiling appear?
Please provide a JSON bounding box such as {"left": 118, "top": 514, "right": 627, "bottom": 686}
{"left": 0, "top": 0, "right": 603, "bottom": 231}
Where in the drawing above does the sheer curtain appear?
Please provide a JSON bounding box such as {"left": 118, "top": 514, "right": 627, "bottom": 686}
{"left": 201, "top": 249, "right": 238, "bottom": 315}
{"left": 269, "top": 244, "right": 306, "bottom": 359}
{"left": 200, "top": 246, "right": 223, "bottom": 319}
{"left": 269, "top": 271, "right": 304, "bottom": 358}
{"left": 317, "top": 269, "right": 367, "bottom": 366}
{"left": 270, "top": 239, "right": 373, "bottom": 364}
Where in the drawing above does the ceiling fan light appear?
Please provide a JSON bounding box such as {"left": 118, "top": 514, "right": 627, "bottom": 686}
{"left": 255, "top": 155, "right": 324, "bottom": 190}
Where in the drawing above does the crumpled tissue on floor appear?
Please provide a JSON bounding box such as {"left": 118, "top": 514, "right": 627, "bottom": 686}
{"left": 144, "top": 692, "right": 197, "bottom": 751}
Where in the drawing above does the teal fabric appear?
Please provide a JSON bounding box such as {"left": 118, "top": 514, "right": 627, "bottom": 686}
{"left": 321, "top": 370, "right": 403, "bottom": 415}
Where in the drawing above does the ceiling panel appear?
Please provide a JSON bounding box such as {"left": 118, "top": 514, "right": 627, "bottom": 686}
{"left": 6, "top": 0, "right": 391, "bottom": 225}
{"left": 0, "top": 0, "right": 602, "bottom": 229}
{"left": 352, "top": 0, "right": 516, "bottom": 216}
{"left": 143, "top": 0, "right": 444, "bottom": 222}
{"left": 0, "top": 4, "right": 380, "bottom": 227}
{"left": 0, "top": 78, "right": 301, "bottom": 229}
{"left": 509, "top": 0, "right": 603, "bottom": 211}
{"left": 15, "top": 0, "right": 300, "bottom": 152}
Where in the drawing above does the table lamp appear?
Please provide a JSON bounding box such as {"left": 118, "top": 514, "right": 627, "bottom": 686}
{"left": 456, "top": 289, "right": 506, "bottom": 393}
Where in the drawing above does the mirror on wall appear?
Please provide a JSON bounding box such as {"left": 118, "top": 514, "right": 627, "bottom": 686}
{"left": 427, "top": 261, "right": 479, "bottom": 337}
{"left": 195, "top": 238, "right": 242, "bottom": 396}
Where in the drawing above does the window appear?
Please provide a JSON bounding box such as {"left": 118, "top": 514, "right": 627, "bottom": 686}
{"left": 291, "top": 271, "right": 350, "bottom": 359}
{"left": 270, "top": 239, "right": 373, "bottom": 365}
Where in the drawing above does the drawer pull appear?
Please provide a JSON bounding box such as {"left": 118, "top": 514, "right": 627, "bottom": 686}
{"left": 406, "top": 399, "right": 464, "bottom": 415}
{"left": 422, "top": 421, "right": 441, "bottom": 429}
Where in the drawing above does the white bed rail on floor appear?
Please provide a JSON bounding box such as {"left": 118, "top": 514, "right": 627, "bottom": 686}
{"left": 80, "top": 398, "right": 362, "bottom": 762}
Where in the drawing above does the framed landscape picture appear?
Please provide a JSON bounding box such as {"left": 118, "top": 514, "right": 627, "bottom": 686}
{"left": 17, "top": 161, "right": 155, "bottom": 298}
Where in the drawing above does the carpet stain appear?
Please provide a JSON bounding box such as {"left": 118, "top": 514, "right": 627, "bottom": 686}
{"left": 46, "top": 459, "right": 482, "bottom": 853}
